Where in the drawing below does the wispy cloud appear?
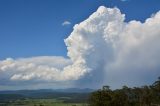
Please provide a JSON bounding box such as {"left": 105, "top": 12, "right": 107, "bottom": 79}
{"left": 120, "top": 0, "right": 128, "bottom": 2}
{"left": 62, "top": 21, "right": 71, "bottom": 26}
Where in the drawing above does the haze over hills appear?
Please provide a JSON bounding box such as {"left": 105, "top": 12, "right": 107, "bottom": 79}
{"left": 0, "top": 88, "right": 94, "bottom": 93}
{"left": 0, "top": 88, "right": 93, "bottom": 103}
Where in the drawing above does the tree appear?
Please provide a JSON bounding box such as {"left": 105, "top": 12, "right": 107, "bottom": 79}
{"left": 89, "top": 86, "right": 112, "bottom": 106}
{"left": 111, "top": 90, "right": 129, "bottom": 106}
{"left": 89, "top": 77, "right": 160, "bottom": 106}
{"left": 150, "top": 77, "right": 160, "bottom": 104}
{"left": 140, "top": 86, "right": 152, "bottom": 106}
{"left": 152, "top": 77, "right": 160, "bottom": 92}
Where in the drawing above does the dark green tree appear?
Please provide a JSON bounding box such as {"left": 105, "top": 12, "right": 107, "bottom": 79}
{"left": 89, "top": 86, "right": 112, "bottom": 106}
{"left": 89, "top": 77, "right": 160, "bottom": 106}
{"left": 111, "top": 89, "right": 129, "bottom": 106}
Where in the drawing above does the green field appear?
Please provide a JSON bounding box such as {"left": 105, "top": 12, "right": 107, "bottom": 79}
{"left": 0, "top": 99, "right": 88, "bottom": 106}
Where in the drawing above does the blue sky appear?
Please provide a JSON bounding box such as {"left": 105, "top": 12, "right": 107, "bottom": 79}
{"left": 0, "top": 0, "right": 160, "bottom": 90}
{"left": 0, "top": 0, "right": 160, "bottom": 59}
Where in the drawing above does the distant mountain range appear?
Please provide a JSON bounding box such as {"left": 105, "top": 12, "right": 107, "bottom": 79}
{"left": 0, "top": 88, "right": 94, "bottom": 103}
{"left": 0, "top": 88, "right": 94, "bottom": 94}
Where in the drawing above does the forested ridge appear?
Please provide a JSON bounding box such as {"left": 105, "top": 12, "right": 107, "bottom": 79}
{"left": 89, "top": 77, "right": 160, "bottom": 106}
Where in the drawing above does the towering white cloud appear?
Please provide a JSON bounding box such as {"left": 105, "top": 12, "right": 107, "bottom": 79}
{"left": 0, "top": 6, "right": 160, "bottom": 89}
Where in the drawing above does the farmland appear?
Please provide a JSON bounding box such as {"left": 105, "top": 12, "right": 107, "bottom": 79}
{"left": 0, "top": 99, "right": 87, "bottom": 106}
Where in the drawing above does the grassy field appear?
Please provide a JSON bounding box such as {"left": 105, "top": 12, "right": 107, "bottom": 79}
{"left": 0, "top": 99, "right": 88, "bottom": 106}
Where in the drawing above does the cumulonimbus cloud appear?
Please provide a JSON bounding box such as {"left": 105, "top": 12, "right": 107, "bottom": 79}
{"left": 0, "top": 6, "right": 160, "bottom": 89}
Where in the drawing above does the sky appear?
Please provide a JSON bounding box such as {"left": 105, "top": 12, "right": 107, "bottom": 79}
{"left": 0, "top": 0, "right": 160, "bottom": 90}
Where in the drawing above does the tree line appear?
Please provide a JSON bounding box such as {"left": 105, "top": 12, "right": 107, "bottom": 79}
{"left": 89, "top": 77, "right": 160, "bottom": 106}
